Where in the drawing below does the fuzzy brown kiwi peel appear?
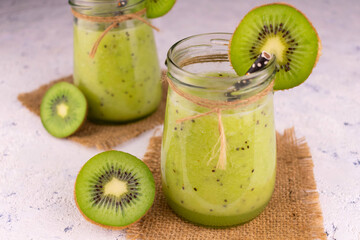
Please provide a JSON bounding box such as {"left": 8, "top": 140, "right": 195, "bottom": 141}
{"left": 229, "top": 3, "right": 321, "bottom": 90}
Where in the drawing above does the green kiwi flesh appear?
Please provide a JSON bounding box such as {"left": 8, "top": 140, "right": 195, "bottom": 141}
{"left": 75, "top": 151, "right": 155, "bottom": 228}
{"left": 40, "top": 82, "right": 87, "bottom": 138}
{"left": 146, "top": 0, "right": 176, "bottom": 19}
{"left": 229, "top": 3, "right": 321, "bottom": 90}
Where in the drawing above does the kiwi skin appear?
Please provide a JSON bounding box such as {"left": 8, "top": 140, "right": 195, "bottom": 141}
{"left": 40, "top": 82, "right": 87, "bottom": 138}
{"left": 74, "top": 151, "right": 155, "bottom": 229}
{"left": 229, "top": 2, "right": 322, "bottom": 90}
{"left": 74, "top": 189, "right": 147, "bottom": 230}
{"left": 146, "top": 0, "right": 176, "bottom": 19}
{"left": 275, "top": 2, "right": 322, "bottom": 67}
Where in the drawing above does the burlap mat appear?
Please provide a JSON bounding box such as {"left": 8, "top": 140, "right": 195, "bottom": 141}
{"left": 17, "top": 71, "right": 168, "bottom": 149}
{"left": 127, "top": 128, "right": 326, "bottom": 240}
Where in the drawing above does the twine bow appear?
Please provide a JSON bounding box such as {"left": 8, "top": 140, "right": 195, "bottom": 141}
{"left": 166, "top": 76, "right": 274, "bottom": 170}
{"left": 71, "top": 8, "right": 160, "bottom": 58}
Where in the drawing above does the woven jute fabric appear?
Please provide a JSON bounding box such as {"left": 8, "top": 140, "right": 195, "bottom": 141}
{"left": 17, "top": 71, "right": 167, "bottom": 149}
{"left": 126, "top": 128, "right": 326, "bottom": 240}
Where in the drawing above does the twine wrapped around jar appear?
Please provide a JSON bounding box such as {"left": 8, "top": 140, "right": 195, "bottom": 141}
{"left": 71, "top": 8, "right": 159, "bottom": 58}
{"left": 166, "top": 75, "right": 274, "bottom": 170}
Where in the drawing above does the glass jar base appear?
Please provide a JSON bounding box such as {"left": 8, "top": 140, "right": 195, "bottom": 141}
{"left": 166, "top": 197, "right": 270, "bottom": 228}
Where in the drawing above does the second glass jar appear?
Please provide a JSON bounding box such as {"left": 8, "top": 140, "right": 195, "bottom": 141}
{"left": 161, "top": 33, "right": 277, "bottom": 227}
{"left": 70, "top": 0, "right": 162, "bottom": 122}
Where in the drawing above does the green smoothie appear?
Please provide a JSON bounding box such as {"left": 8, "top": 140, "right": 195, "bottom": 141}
{"left": 73, "top": 19, "right": 161, "bottom": 122}
{"left": 161, "top": 75, "right": 276, "bottom": 226}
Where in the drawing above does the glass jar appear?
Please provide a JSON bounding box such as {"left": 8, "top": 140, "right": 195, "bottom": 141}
{"left": 69, "top": 0, "right": 162, "bottom": 122}
{"left": 161, "top": 33, "right": 277, "bottom": 227}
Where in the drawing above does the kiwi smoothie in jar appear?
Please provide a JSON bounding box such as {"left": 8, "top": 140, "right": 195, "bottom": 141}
{"left": 70, "top": 0, "right": 162, "bottom": 122}
{"left": 161, "top": 33, "right": 277, "bottom": 227}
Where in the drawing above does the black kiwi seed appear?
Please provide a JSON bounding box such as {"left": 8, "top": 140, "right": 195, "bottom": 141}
{"left": 247, "top": 23, "right": 298, "bottom": 72}
{"left": 40, "top": 82, "right": 87, "bottom": 138}
{"left": 230, "top": 3, "right": 321, "bottom": 90}
{"left": 75, "top": 151, "right": 155, "bottom": 228}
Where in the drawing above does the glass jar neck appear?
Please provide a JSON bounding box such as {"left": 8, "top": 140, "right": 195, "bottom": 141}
{"left": 166, "top": 33, "right": 276, "bottom": 101}
{"left": 69, "top": 0, "right": 145, "bottom": 16}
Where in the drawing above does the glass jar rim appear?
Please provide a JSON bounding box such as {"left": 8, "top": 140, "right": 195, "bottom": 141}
{"left": 69, "top": 0, "right": 144, "bottom": 15}
{"left": 166, "top": 32, "right": 277, "bottom": 94}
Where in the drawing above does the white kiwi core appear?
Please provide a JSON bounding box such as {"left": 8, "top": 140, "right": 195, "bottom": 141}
{"left": 56, "top": 103, "right": 69, "bottom": 118}
{"left": 260, "top": 36, "right": 286, "bottom": 63}
{"left": 104, "top": 177, "right": 128, "bottom": 197}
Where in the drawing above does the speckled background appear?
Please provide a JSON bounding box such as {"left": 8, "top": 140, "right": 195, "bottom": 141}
{"left": 0, "top": 0, "right": 359, "bottom": 239}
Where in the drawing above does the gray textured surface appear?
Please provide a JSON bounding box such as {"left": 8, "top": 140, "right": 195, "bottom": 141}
{"left": 1, "top": 0, "right": 359, "bottom": 239}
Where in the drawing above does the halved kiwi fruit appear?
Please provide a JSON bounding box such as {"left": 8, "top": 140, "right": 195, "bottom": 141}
{"left": 74, "top": 151, "right": 155, "bottom": 229}
{"left": 146, "top": 0, "right": 176, "bottom": 19}
{"left": 40, "top": 82, "right": 87, "bottom": 138}
{"left": 229, "top": 3, "right": 321, "bottom": 90}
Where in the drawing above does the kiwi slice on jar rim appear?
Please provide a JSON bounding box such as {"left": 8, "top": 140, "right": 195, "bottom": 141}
{"left": 74, "top": 151, "right": 155, "bottom": 229}
{"left": 145, "top": 0, "right": 176, "bottom": 19}
{"left": 229, "top": 3, "right": 321, "bottom": 90}
{"left": 40, "top": 82, "right": 87, "bottom": 138}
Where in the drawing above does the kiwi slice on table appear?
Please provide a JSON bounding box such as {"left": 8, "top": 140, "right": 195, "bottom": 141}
{"left": 146, "top": 0, "right": 176, "bottom": 19}
{"left": 74, "top": 151, "right": 155, "bottom": 229}
{"left": 229, "top": 3, "right": 321, "bottom": 90}
{"left": 40, "top": 82, "right": 87, "bottom": 138}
